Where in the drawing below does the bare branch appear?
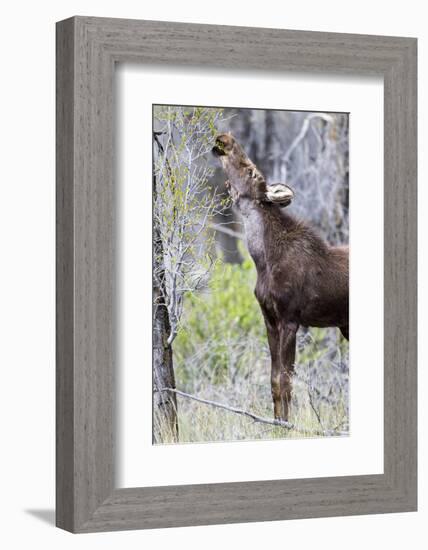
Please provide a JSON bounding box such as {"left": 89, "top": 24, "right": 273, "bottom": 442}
{"left": 284, "top": 113, "right": 334, "bottom": 164}
{"left": 153, "top": 106, "right": 225, "bottom": 344}
{"left": 307, "top": 387, "right": 324, "bottom": 430}
{"left": 209, "top": 222, "right": 244, "bottom": 240}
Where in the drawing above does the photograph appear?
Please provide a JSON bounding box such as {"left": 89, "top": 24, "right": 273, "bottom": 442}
{"left": 152, "top": 104, "right": 350, "bottom": 444}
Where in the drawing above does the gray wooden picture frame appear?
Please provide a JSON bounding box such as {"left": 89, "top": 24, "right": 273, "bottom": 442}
{"left": 56, "top": 16, "right": 417, "bottom": 533}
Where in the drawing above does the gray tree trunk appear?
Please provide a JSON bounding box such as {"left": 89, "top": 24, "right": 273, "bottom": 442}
{"left": 152, "top": 282, "right": 178, "bottom": 443}
{"left": 152, "top": 173, "right": 178, "bottom": 443}
{"left": 210, "top": 168, "right": 243, "bottom": 264}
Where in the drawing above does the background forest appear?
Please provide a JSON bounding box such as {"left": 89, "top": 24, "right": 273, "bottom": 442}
{"left": 153, "top": 105, "right": 349, "bottom": 444}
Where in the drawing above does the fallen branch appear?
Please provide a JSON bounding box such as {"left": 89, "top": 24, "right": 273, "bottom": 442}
{"left": 160, "top": 387, "right": 348, "bottom": 437}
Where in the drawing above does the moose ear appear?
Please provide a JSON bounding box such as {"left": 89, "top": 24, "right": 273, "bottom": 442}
{"left": 265, "top": 183, "right": 294, "bottom": 207}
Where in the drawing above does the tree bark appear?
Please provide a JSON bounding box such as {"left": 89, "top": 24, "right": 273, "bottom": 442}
{"left": 152, "top": 282, "right": 178, "bottom": 443}
{"left": 152, "top": 166, "right": 178, "bottom": 443}
{"left": 210, "top": 169, "right": 243, "bottom": 264}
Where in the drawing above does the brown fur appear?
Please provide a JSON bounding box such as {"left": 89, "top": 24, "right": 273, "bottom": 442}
{"left": 213, "top": 133, "right": 349, "bottom": 421}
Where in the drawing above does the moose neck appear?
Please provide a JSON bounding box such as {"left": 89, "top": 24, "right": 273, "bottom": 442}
{"left": 236, "top": 197, "right": 269, "bottom": 270}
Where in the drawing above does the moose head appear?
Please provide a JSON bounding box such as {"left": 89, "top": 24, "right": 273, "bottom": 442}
{"left": 212, "top": 133, "right": 294, "bottom": 207}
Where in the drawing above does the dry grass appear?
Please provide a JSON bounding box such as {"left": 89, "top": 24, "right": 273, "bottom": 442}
{"left": 155, "top": 326, "right": 349, "bottom": 445}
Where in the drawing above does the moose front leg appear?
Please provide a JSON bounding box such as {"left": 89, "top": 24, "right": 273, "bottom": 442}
{"left": 267, "top": 328, "right": 282, "bottom": 421}
{"left": 278, "top": 322, "right": 298, "bottom": 421}
{"left": 258, "top": 297, "right": 295, "bottom": 421}
{"left": 261, "top": 315, "right": 282, "bottom": 420}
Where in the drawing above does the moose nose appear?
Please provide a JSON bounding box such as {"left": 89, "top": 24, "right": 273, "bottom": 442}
{"left": 212, "top": 142, "right": 225, "bottom": 157}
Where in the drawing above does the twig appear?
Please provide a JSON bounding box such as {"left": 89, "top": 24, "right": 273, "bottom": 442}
{"left": 307, "top": 387, "right": 325, "bottom": 430}
{"left": 159, "top": 387, "right": 348, "bottom": 437}
{"left": 209, "top": 222, "right": 244, "bottom": 240}
{"left": 284, "top": 113, "right": 334, "bottom": 164}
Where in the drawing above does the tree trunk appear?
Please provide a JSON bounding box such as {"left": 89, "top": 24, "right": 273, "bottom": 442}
{"left": 152, "top": 165, "right": 178, "bottom": 443}
{"left": 152, "top": 283, "right": 178, "bottom": 443}
{"left": 210, "top": 168, "right": 243, "bottom": 265}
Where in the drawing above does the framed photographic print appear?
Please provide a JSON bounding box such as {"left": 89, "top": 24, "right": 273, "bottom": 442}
{"left": 56, "top": 16, "right": 417, "bottom": 532}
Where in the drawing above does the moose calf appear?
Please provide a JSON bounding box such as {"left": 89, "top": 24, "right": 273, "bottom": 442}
{"left": 213, "top": 133, "right": 349, "bottom": 422}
